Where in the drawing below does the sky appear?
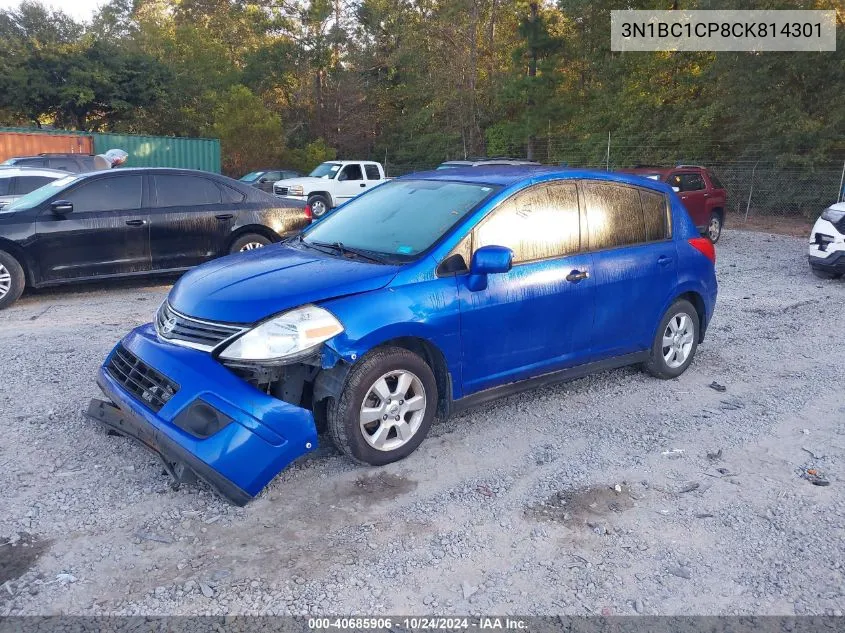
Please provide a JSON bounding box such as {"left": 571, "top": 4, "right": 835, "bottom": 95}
{"left": 0, "top": 0, "right": 103, "bottom": 22}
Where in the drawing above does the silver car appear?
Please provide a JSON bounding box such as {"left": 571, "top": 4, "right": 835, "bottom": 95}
{"left": 0, "top": 167, "right": 71, "bottom": 211}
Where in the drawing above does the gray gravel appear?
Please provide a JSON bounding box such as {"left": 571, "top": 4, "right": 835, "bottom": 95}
{"left": 1, "top": 229, "right": 844, "bottom": 616}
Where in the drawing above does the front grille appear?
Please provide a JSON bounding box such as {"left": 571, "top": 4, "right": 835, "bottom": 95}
{"left": 273, "top": 185, "right": 289, "bottom": 196}
{"left": 107, "top": 345, "right": 179, "bottom": 412}
{"left": 156, "top": 302, "right": 245, "bottom": 351}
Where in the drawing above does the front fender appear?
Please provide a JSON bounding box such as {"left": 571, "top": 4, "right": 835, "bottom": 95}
{"left": 320, "top": 275, "right": 464, "bottom": 394}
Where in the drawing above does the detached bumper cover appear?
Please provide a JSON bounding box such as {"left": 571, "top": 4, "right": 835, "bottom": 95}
{"left": 89, "top": 324, "right": 318, "bottom": 505}
{"left": 809, "top": 250, "right": 845, "bottom": 274}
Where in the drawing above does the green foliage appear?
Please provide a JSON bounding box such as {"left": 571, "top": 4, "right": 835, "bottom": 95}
{"left": 0, "top": 0, "right": 842, "bottom": 189}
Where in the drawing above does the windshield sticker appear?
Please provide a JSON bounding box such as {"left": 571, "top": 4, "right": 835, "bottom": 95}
{"left": 396, "top": 245, "right": 414, "bottom": 254}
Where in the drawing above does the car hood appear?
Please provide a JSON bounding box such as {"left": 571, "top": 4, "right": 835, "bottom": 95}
{"left": 274, "top": 176, "right": 334, "bottom": 188}
{"left": 167, "top": 244, "right": 401, "bottom": 323}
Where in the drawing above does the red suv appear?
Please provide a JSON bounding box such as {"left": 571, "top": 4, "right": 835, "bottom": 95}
{"left": 620, "top": 166, "right": 727, "bottom": 243}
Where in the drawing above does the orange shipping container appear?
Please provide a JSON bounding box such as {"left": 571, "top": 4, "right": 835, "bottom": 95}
{"left": 0, "top": 132, "right": 93, "bottom": 163}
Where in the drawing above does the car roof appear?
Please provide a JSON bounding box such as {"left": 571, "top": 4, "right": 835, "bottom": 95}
{"left": 0, "top": 166, "right": 73, "bottom": 178}
{"left": 324, "top": 160, "right": 379, "bottom": 166}
{"left": 441, "top": 159, "right": 541, "bottom": 166}
{"left": 71, "top": 167, "right": 222, "bottom": 179}
{"left": 400, "top": 166, "right": 676, "bottom": 192}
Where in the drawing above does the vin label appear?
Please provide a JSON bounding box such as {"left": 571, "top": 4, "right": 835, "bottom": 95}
{"left": 611, "top": 10, "right": 836, "bottom": 52}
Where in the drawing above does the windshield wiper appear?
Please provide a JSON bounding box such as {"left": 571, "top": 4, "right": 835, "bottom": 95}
{"left": 307, "top": 240, "right": 386, "bottom": 264}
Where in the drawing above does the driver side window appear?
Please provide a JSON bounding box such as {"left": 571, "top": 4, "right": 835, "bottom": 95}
{"left": 339, "top": 165, "right": 363, "bottom": 181}
{"left": 472, "top": 182, "right": 580, "bottom": 265}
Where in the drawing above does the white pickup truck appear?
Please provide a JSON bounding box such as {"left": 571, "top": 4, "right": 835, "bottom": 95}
{"left": 273, "top": 160, "right": 388, "bottom": 217}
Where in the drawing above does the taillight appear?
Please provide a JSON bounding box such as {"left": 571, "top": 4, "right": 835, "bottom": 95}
{"left": 304, "top": 204, "right": 313, "bottom": 221}
{"left": 688, "top": 237, "right": 716, "bottom": 264}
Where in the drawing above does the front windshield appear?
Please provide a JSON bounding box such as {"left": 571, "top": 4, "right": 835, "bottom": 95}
{"left": 239, "top": 171, "right": 264, "bottom": 182}
{"left": 303, "top": 179, "right": 497, "bottom": 259}
{"left": 5, "top": 175, "right": 79, "bottom": 211}
{"left": 309, "top": 163, "right": 342, "bottom": 179}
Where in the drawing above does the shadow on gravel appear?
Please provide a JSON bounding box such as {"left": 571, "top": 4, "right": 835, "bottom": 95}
{"left": 0, "top": 532, "right": 50, "bottom": 584}
{"left": 525, "top": 484, "right": 635, "bottom": 527}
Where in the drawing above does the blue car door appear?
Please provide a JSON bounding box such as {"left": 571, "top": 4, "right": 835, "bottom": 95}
{"left": 456, "top": 180, "right": 596, "bottom": 395}
{"left": 579, "top": 181, "right": 678, "bottom": 358}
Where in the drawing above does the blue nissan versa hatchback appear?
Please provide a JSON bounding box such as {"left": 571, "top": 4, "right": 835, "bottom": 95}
{"left": 89, "top": 168, "right": 717, "bottom": 504}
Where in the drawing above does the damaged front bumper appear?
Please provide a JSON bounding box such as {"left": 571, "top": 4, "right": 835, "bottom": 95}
{"left": 88, "top": 324, "right": 318, "bottom": 505}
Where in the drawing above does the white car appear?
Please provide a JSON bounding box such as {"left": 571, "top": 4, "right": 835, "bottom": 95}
{"left": 0, "top": 167, "right": 71, "bottom": 211}
{"left": 273, "top": 160, "right": 387, "bottom": 217}
{"left": 808, "top": 201, "right": 845, "bottom": 279}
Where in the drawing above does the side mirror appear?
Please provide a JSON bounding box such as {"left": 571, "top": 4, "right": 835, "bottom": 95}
{"left": 51, "top": 200, "right": 73, "bottom": 214}
{"left": 258, "top": 177, "right": 268, "bottom": 183}
{"left": 672, "top": 186, "right": 680, "bottom": 193}
{"left": 467, "top": 245, "right": 513, "bottom": 291}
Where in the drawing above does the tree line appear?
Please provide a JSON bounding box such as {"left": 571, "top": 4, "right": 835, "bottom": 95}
{"left": 1, "top": 0, "right": 843, "bottom": 177}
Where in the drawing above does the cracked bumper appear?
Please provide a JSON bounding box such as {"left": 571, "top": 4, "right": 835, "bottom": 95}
{"left": 89, "top": 324, "right": 318, "bottom": 504}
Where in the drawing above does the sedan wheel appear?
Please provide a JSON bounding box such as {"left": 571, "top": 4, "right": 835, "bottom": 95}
{"left": 0, "top": 263, "right": 10, "bottom": 300}
{"left": 662, "top": 312, "right": 695, "bottom": 369}
{"left": 359, "top": 370, "right": 427, "bottom": 452}
{"left": 239, "top": 241, "right": 265, "bottom": 252}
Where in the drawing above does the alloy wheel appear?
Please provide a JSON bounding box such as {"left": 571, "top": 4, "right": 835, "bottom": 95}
{"left": 708, "top": 217, "right": 721, "bottom": 241}
{"left": 359, "top": 370, "right": 427, "bottom": 452}
{"left": 239, "top": 242, "right": 265, "bottom": 252}
{"left": 662, "top": 312, "right": 695, "bottom": 369}
{"left": 311, "top": 200, "right": 328, "bottom": 217}
{"left": 0, "top": 263, "right": 10, "bottom": 299}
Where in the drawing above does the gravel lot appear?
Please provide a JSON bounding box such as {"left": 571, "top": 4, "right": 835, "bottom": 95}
{"left": 1, "top": 229, "right": 844, "bottom": 617}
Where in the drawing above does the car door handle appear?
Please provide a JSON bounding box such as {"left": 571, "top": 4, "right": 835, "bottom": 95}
{"left": 215, "top": 213, "right": 234, "bottom": 220}
{"left": 657, "top": 255, "right": 673, "bottom": 267}
{"left": 703, "top": 193, "right": 711, "bottom": 198}
{"left": 359, "top": 183, "right": 366, "bottom": 188}
{"left": 125, "top": 219, "right": 146, "bottom": 227}
{"left": 565, "top": 269, "right": 589, "bottom": 283}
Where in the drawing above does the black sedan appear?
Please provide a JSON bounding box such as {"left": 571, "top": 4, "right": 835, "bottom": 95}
{"left": 0, "top": 168, "right": 312, "bottom": 309}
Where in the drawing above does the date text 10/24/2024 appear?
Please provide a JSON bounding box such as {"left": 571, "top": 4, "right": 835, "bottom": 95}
{"left": 308, "top": 618, "right": 529, "bottom": 630}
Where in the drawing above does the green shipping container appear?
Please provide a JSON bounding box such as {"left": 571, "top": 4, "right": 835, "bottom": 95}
{"left": 92, "top": 133, "right": 221, "bottom": 173}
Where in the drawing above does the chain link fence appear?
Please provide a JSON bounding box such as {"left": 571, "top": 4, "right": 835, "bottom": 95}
{"left": 379, "top": 136, "right": 845, "bottom": 220}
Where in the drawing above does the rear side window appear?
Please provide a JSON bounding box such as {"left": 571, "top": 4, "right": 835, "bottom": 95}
{"left": 219, "top": 183, "right": 246, "bottom": 203}
{"left": 365, "top": 165, "right": 381, "bottom": 180}
{"left": 474, "top": 182, "right": 580, "bottom": 264}
{"left": 0, "top": 178, "right": 10, "bottom": 195}
{"left": 154, "top": 175, "right": 223, "bottom": 207}
{"left": 708, "top": 171, "right": 724, "bottom": 189}
{"left": 581, "top": 182, "right": 646, "bottom": 250}
{"left": 64, "top": 175, "right": 142, "bottom": 212}
{"left": 639, "top": 190, "right": 670, "bottom": 241}
{"left": 15, "top": 176, "right": 57, "bottom": 195}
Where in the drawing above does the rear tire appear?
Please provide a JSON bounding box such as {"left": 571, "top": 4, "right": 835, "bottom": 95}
{"left": 0, "top": 250, "right": 25, "bottom": 310}
{"left": 643, "top": 299, "right": 699, "bottom": 379}
{"left": 308, "top": 194, "right": 331, "bottom": 218}
{"left": 707, "top": 212, "right": 723, "bottom": 243}
{"left": 327, "top": 346, "right": 438, "bottom": 466}
{"left": 230, "top": 233, "right": 271, "bottom": 254}
{"left": 810, "top": 266, "right": 841, "bottom": 280}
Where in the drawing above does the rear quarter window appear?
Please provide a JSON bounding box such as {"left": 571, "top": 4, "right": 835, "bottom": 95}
{"left": 639, "top": 190, "right": 671, "bottom": 241}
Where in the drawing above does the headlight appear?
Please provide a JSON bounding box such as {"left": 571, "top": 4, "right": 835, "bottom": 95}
{"left": 821, "top": 207, "right": 845, "bottom": 223}
{"left": 219, "top": 305, "right": 343, "bottom": 363}
{"left": 288, "top": 185, "right": 304, "bottom": 196}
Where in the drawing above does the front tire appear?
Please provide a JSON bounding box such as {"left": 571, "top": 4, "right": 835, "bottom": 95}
{"left": 327, "top": 346, "right": 438, "bottom": 466}
{"left": 0, "top": 250, "right": 25, "bottom": 310}
{"left": 230, "top": 233, "right": 271, "bottom": 254}
{"left": 308, "top": 194, "right": 331, "bottom": 218}
{"left": 707, "top": 212, "right": 723, "bottom": 243}
{"left": 643, "top": 299, "right": 699, "bottom": 379}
